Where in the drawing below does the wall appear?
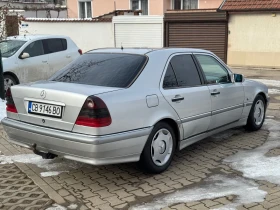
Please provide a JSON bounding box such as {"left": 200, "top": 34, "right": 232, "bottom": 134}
{"left": 228, "top": 13, "right": 280, "bottom": 68}
{"left": 93, "top": 0, "right": 129, "bottom": 17}
{"left": 67, "top": 0, "right": 129, "bottom": 18}
{"left": 20, "top": 20, "right": 114, "bottom": 52}
{"left": 163, "top": 0, "right": 172, "bottom": 12}
{"left": 150, "top": 0, "right": 164, "bottom": 15}
{"left": 67, "top": 0, "right": 172, "bottom": 18}
{"left": 67, "top": 0, "right": 78, "bottom": 18}
{"left": 67, "top": 0, "right": 223, "bottom": 19}
{"left": 198, "top": 0, "right": 223, "bottom": 9}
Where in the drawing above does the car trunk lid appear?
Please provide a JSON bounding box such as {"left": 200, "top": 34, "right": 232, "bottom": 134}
{"left": 10, "top": 81, "right": 122, "bottom": 131}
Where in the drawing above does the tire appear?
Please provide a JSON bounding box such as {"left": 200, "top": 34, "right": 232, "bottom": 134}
{"left": 245, "top": 95, "right": 266, "bottom": 131}
{"left": 4, "top": 75, "right": 17, "bottom": 92}
{"left": 139, "top": 122, "right": 176, "bottom": 174}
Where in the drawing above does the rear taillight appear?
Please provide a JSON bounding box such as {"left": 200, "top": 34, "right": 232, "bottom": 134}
{"left": 78, "top": 49, "right": 82, "bottom": 55}
{"left": 75, "top": 96, "right": 111, "bottom": 127}
{"left": 6, "top": 88, "right": 17, "bottom": 113}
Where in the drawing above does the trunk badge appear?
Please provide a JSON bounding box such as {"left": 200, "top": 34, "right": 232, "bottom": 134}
{"left": 42, "top": 119, "right": 45, "bottom": 123}
{"left": 40, "top": 90, "right": 46, "bottom": 99}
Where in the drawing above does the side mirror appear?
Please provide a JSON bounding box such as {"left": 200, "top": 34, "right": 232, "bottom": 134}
{"left": 20, "top": 52, "right": 30, "bottom": 59}
{"left": 234, "top": 74, "right": 245, "bottom": 83}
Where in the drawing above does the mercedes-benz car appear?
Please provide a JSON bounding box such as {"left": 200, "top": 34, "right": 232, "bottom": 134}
{"left": 2, "top": 48, "right": 269, "bottom": 173}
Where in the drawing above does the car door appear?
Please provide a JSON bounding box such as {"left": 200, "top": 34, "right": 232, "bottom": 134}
{"left": 194, "top": 54, "right": 245, "bottom": 130}
{"left": 42, "top": 38, "right": 69, "bottom": 78}
{"left": 17, "top": 40, "right": 49, "bottom": 83}
{"left": 160, "top": 54, "right": 212, "bottom": 139}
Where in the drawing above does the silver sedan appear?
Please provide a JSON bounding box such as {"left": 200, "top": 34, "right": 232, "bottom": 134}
{"left": 2, "top": 48, "right": 269, "bottom": 173}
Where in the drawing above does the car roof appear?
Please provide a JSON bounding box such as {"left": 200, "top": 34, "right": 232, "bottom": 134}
{"left": 87, "top": 48, "right": 212, "bottom": 55}
{"left": 6, "top": 34, "right": 70, "bottom": 41}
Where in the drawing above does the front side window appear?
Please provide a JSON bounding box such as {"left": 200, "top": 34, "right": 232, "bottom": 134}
{"left": 43, "top": 39, "right": 67, "bottom": 54}
{"left": 50, "top": 53, "right": 147, "bottom": 88}
{"left": 0, "top": 40, "right": 26, "bottom": 58}
{"left": 131, "top": 0, "right": 148, "bottom": 15}
{"left": 173, "top": 0, "right": 198, "bottom": 9}
{"left": 22, "top": 40, "right": 44, "bottom": 58}
{"left": 195, "top": 55, "right": 231, "bottom": 84}
{"left": 79, "top": 1, "right": 92, "bottom": 18}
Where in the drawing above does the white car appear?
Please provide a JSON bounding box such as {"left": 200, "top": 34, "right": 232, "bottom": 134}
{"left": 0, "top": 35, "right": 82, "bottom": 90}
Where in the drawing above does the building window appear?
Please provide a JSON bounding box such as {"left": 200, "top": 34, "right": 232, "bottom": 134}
{"left": 173, "top": 0, "right": 198, "bottom": 10}
{"left": 79, "top": 1, "right": 92, "bottom": 18}
{"left": 131, "top": 0, "right": 148, "bottom": 15}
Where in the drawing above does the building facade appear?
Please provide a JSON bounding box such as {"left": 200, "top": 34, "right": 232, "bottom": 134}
{"left": 67, "top": 0, "right": 223, "bottom": 18}
{"left": 221, "top": 0, "right": 280, "bottom": 68}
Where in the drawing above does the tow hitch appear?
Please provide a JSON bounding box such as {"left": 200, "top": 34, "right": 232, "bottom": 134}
{"left": 32, "top": 143, "right": 57, "bottom": 159}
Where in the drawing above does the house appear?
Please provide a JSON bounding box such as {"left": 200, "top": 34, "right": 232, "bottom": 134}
{"left": 67, "top": 0, "right": 224, "bottom": 18}
{"left": 220, "top": 0, "right": 280, "bottom": 68}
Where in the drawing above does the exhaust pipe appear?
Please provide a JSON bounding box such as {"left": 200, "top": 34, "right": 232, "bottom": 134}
{"left": 32, "top": 143, "right": 57, "bottom": 159}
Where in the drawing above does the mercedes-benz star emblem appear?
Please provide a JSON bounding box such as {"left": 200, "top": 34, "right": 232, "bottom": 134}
{"left": 40, "top": 90, "right": 46, "bottom": 99}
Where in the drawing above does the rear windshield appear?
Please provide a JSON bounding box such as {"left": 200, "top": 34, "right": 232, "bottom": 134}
{"left": 50, "top": 53, "right": 147, "bottom": 88}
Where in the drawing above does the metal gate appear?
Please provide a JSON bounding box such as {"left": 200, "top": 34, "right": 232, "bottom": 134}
{"left": 114, "top": 16, "right": 163, "bottom": 48}
{"left": 164, "top": 10, "right": 228, "bottom": 62}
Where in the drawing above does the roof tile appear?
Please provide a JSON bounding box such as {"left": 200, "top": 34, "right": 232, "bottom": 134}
{"left": 221, "top": 0, "right": 280, "bottom": 11}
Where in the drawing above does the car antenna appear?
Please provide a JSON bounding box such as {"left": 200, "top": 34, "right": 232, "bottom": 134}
{"left": 121, "top": 43, "right": 123, "bottom": 50}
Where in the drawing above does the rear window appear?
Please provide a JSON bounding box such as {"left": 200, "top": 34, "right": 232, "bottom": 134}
{"left": 50, "top": 53, "right": 147, "bottom": 88}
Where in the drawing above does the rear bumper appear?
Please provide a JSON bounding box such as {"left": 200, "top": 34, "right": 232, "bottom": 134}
{"left": 2, "top": 118, "right": 152, "bottom": 165}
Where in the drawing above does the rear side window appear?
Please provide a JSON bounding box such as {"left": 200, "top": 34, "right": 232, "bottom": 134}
{"left": 50, "top": 53, "right": 147, "bottom": 88}
{"left": 43, "top": 39, "right": 67, "bottom": 54}
{"left": 169, "top": 54, "right": 201, "bottom": 87}
{"left": 163, "top": 64, "right": 178, "bottom": 89}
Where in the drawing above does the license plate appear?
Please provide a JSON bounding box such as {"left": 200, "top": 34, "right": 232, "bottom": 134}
{"left": 28, "top": 102, "right": 63, "bottom": 118}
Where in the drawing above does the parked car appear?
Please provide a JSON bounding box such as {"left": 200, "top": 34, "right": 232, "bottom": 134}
{"left": 2, "top": 48, "right": 269, "bottom": 173}
{"left": 0, "top": 35, "right": 82, "bottom": 91}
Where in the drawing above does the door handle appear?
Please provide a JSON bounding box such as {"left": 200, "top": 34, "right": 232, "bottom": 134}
{"left": 172, "top": 96, "right": 184, "bottom": 102}
{"left": 211, "top": 91, "right": 220, "bottom": 96}
{"left": 66, "top": 55, "right": 71, "bottom": 58}
{"left": 42, "top": 61, "right": 47, "bottom": 63}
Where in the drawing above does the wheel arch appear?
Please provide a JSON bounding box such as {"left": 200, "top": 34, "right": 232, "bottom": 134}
{"left": 257, "top": 92, "right": 268, "bottom": 105}
{"left": 153, "top": 118, "right": 182, "bottom": 150}
{"left": 3, "top": 72, "right": 20, "bottom": 84}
